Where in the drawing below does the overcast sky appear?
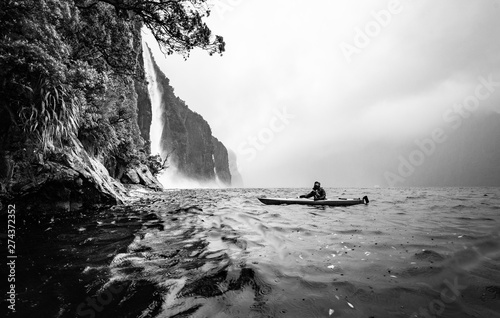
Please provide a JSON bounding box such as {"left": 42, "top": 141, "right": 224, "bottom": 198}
{"left": 147, "top": 0, "right": 500, "bottom": 188}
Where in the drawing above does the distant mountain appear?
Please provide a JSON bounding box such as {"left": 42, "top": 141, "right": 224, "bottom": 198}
{"left": 228, "top": 149, "right": 244, "bottom": 187}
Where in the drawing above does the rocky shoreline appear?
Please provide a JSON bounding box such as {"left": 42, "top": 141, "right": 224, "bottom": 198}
{"left": 0, "top": 144, "right": 164, "bottom": 214}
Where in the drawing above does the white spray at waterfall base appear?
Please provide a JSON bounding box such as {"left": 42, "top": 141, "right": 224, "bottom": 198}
{"left": 156, "top": 153, "right": 227, "bottom": 189}
{"left": 156, "top": 165, "right": 227, "bottom": 189}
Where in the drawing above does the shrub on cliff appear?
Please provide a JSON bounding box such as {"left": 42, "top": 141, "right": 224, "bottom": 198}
{"left": 146, "top": 154, "right": 169, "bottom": 176}
{"left": 0, "top": 0, "right": 224, "bottom": 192}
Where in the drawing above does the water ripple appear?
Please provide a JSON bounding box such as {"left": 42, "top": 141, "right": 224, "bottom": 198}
{"left": 17, "top": 187, "right": 500, "bottom": 318}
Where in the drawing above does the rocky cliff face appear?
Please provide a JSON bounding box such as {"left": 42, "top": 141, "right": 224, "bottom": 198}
{"left": 135, "top": 79, "right": 153, "bottom": 154}
{"left": 212, "top": 137, "right": 231, "bottom": 185}
{"left": 0, "top": 1, "right": 231, "bottom": 211}
{"left": 143, "top": 46, "right": 232, "bottom": 186}
{"left": 0, "top": 21, "right": 164, "bottom": 211}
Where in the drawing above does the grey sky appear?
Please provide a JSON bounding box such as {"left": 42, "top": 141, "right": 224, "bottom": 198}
{"left": 147, "top": 0, "right": 500, "bottom": 188}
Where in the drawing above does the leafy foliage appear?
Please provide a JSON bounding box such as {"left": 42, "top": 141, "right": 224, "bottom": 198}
{"left": 74, "top": 0, "right": 225, "bottom": 57}
{"left": 0, "top": 0, "right": 224, "bottom": 178}
{"left": 19, "top": 77, "right": 80, "bottom": 153}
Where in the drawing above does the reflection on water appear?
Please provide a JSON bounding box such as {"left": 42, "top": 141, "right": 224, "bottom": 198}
{"left": 16, "top": 188, "right": 500, "bottom": 317}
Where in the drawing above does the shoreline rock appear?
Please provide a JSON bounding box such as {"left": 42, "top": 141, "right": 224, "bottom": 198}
{"left": 121, "top": 163, "right": 163, "bottom": 191}
{"left": 1, "top": 145, "right": 164, "bottom": 214}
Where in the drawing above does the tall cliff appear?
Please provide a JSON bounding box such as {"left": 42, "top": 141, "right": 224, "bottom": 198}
{"left": 143, "top": 46, "right": 232, "bottom": 186}
{"left": 212, "top": 137, "right": 231, "bottom": 185}
{"left": 0, "top": 2, "right": 165, "bottom": 210}
{"left": 0, "top": 0, "right": 229, "bottom": 210}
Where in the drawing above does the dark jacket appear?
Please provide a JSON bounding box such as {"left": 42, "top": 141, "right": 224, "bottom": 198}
{"left": 301, "top": 187, "right": 326, "bottom": 200}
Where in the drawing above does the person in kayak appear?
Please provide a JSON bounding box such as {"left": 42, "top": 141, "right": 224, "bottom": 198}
{"left": 300, "top": 181, "right": 326, "bottom": 200}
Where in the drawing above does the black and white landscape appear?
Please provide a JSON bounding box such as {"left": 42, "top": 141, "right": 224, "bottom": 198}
{"left": 1, "top": 1, "right": 499, "bottom": 318}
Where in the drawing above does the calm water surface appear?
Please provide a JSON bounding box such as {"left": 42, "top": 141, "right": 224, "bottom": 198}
{"left": 15, "top": 187, "right": 500, "bottom": 318}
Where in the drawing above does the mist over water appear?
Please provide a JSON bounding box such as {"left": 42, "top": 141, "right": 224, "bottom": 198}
{"left": 152, "top": 1, "right": 500, "bottom": 189}
{"left": 156, "top": 166, "right": 228, "bottom": 189}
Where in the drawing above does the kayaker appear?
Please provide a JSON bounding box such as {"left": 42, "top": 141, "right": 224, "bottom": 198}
{"left": 300, "top": 181, "right": 326, "bottom": 200}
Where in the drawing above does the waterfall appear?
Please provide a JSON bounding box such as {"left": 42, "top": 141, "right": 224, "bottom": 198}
{"left": 142, "top": 43, "right": 164, "bottom": 158}
{"left": 141, "top": 40, "right": 229, "bottom": 189}
{"left": 212, "top": 154, "right": 222, "bottom": 185}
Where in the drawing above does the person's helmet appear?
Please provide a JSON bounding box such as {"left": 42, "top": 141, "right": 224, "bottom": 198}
{"left": 314, "top": 181, "right": 320, "bottom": 188}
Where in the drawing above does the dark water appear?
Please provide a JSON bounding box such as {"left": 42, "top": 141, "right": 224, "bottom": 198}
{"left": 10, "top": 187, "right": 500, "bottom": 317}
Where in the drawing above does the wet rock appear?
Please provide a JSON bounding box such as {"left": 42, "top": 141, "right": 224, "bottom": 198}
{"left": 9, "top": 146, "right": 127, "bottom": 213}
{"left": 413, "top": 250, "right": 445, "bottom": 262}
{"left": 136, "top": 164, "right": 162, "bottom": 189}
{"left": 124, "top": 168, "right": 141, "bottom": 184}
{"left": 122, "top": 164, "right": 163, "bottom": 190}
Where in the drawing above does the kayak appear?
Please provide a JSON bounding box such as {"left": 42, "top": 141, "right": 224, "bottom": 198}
{"left": 258, "top": 196, "right": 369, "bottom": 206}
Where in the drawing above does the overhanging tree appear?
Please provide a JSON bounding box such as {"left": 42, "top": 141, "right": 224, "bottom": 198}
{"left": 75, "top": 0, "right": 225, "bottom": 57}
{"left": 0, "top": 0, "right": 225, "bottom": 184}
